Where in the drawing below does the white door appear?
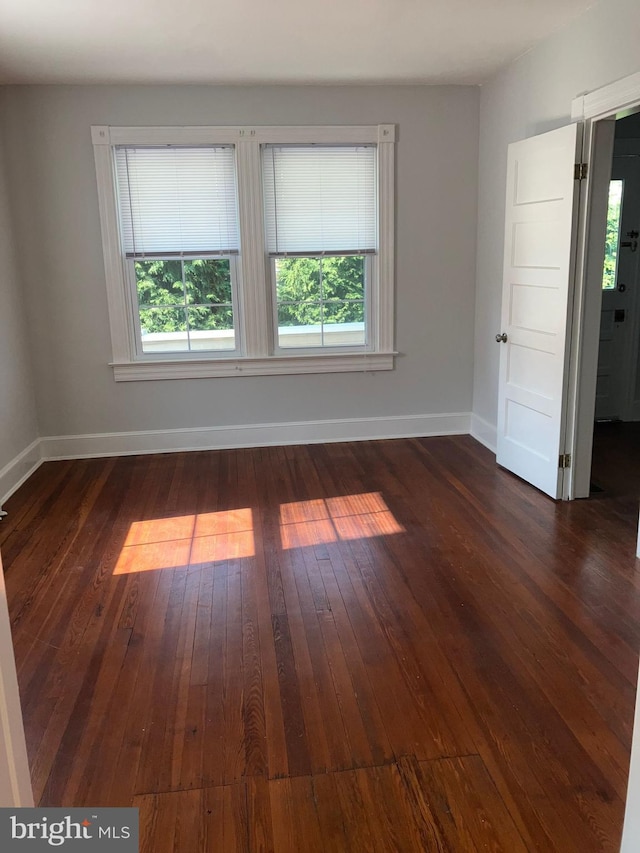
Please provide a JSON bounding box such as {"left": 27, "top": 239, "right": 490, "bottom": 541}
{"left": 0, "top": 549, "right": 33, "bottom": 806}
{"left": 596, "top": 156, "right": 640, "bottom": 421}
{"left": 496, "top": 123, "right": 581, "bottom": 499}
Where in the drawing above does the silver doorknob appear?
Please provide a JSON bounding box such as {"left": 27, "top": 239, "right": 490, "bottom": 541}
{"left": 495, "top": 332, "right": 507, "bottom": 343}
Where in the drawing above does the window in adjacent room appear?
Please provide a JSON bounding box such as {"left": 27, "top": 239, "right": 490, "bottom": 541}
{"left": 602, "top": 178, "right": 624, "bottom": 291}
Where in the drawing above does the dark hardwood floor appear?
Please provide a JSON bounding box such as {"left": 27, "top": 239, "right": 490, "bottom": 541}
{"left": 1, "top": 434, "right": 639, "bottom": 851}
{"left": 591, "top": 421, "right": 640, "bottom": 501}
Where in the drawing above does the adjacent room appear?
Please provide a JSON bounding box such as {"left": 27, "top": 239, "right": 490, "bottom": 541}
{"left": 0, "top": 0, "right": 639, "bottom": 850}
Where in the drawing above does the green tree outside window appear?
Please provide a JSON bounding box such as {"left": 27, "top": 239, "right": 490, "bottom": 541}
{"left": 602, "top": 180, "right": 623, "bottom": 291}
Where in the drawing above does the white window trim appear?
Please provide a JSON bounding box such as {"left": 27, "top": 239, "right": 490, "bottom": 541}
{"left": 92, "top": 124, "right": 396, "bottom": 381}
{"left": 125, "top": 254, "right": 243, "bottom": 359}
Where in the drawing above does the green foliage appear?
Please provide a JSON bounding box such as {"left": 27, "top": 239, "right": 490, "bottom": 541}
{"left": 134, "top": 255, "right": 367, "bottom": 336}
{"left": 602, "top": 181, "right": 623, "bottom": 291}
{"left": 135, "top": 258, "right": 233, "bottom": 334}
{"left": 276, "top": 255, "right": 365, "bottom": 326}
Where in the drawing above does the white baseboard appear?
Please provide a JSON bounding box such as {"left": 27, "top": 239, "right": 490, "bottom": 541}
{"left": 40, "top": 412, "right": 472, "bottom": 461}
{"left": 470, "top": 413, "right": 497, "bottom": 455}
{"left": 1, "top": 413, "right": 472, "bottom": 503}
{"left": 0, "top": 439, "right": 43, "bottom": 508}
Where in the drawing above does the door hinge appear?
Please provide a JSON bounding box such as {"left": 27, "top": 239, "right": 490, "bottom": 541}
{"left": 574, "top": 162, "right": 588, "bottom": 180}
{"left": 559, "top": 453, "right": 571, "bottom": 469}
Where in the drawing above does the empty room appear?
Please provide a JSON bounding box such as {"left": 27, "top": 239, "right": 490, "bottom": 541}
{"left": 1, "top": 0, "right": 640, "bottom": 850}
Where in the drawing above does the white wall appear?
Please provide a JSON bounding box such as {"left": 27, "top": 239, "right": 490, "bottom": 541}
{"left": 0, "top": 85, "right": 479, "bottom": 442}
{"left": 472, "top": 0, "right": 640, "bottom": 439}
{"left": 0, "top": 101, "right": 39, "bottom": 497}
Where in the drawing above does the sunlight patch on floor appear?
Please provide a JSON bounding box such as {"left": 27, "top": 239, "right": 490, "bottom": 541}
{"left": 114, "top": 508, "right": 255, "bottom": 574}
{"left": 279, "top": 492, "right": 404, "bottom": 549}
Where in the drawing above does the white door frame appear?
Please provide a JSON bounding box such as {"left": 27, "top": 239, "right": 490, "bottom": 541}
{"left": 569, "top": 72, "right": 640, "bottom": 852}
{"left": 566, "top": 72, "right": 640, "bottom": 499}
{"left": 0, "top": 549, "right": 33, "bottom": 806}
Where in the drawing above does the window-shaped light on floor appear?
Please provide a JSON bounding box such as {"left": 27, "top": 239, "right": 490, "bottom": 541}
{"left": 278, "top": 492, "right": 404, "bottom": 550}
{"left": 113, "top": 508, "right": 255, "bottom": 574}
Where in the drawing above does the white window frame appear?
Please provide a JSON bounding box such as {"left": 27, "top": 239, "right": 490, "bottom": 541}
{"left": 92, "top": 124, "right": 396, "bottom": 381}
{"left": 270, "top": 253, "right": 374, "bottom": 354}
{"left": 126, "top": 254, "right": 243, "bottom": 359}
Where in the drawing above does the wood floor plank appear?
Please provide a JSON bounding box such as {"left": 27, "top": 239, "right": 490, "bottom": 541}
{"left": 135, "top": 789, "right": 178, "bottom": 853}
{"left": 240, "top": 556, "right": 269, "bottom": 779}
{"left": 271, "top": 776, "right": 325, "bottom": 853}
{"left": 133, "top": 564, "right": 189, "bottom": 795}
{"left": 315, "top": 553, "right": 394, "bottom": 767}
{"left": 367, "top": 762, "right": 448, "bottom": 852}
{"left": 409, "top": 755, "right": 529, "bottom": 852}
{"left": 223, "top": 562, "right": 248, "bottom": 784}
{"left": 135, "top": 784, "right": 248, "bottom": 853}
{"left": 321, "top": 539, "right": 431, "bottom": 759}
{"left": 293, "top": 554, "right": 360, "bottom": 771}
{"left": 201, "top": 562, "right": 229, "bottom": 788}
{"left": 166, "top": 564, "right": 201, "bottom": 792}
{"left": 310, "top": 771, "right": 350, "bottom": 851}
{"left": 272, "top": 545, "right": 337, "bottom": 774}
{"left": 265, "top": 758, "right": 526, "bottom": 853}
{"left": 243, "top": 526, "right": 289, "bottom": 778}
{"left": 246, "top": 775, "right": 275, "bottom": 852}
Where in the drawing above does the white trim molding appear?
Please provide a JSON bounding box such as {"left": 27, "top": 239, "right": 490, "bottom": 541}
{"left": 112, "top": 351, "right": 396, "bottom": 381}
{"left": 0, "top": 440, "right": 43, "bottom": 510}
{"left": 94, "top": 125, "right": 387, "bottom": 147}
{"left": 470, "top": 414, "right": 497, "bottom": 454}
{"left": 92, "top": 123, "right": 397, "bottom": 382}
{"left": 0, "top": 550, "right": 33, "bottom": 807}
{"left": 40, "top": 412, "right": 471, "bottom": 460}
{"left": 571, "top": 71, "right": 640, "bottom": 122}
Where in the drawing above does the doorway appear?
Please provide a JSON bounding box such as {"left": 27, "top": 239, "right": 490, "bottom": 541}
{"left": 589, "top": 112, "right": 640, "bottom": 498}
{"left": 595, "top": 112, "right": 640, "bottom": 426}
{"left": 563, "top": 75, "right": 640, "bottom": 503}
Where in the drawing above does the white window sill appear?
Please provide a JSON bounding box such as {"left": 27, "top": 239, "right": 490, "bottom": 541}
{"left": 111, "top": 351, "right": 396, "bottom": 381}
{"left": 139, "top": 322, "right": 367, "bottom": 353}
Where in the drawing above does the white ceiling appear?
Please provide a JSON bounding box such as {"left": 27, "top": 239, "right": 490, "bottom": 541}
{"left": 0, "top": 0, "right": 597, "bottom": 85}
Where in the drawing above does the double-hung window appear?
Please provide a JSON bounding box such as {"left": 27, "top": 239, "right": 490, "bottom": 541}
{"left": 263, "top": 145, "right": 376, "bottom": 351}
{"left": 116, "top": 146, "right": 240, "bottom": 355}
{"left": 92, "top": 124, "right": 396, "bottom": 380}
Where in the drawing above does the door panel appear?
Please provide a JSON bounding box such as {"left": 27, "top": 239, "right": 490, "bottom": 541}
{"left": 496, "top": 123, "right": 581, "bottom": 499}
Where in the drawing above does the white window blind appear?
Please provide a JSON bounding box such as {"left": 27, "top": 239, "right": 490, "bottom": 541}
{"left": 262, "top": 146, "right": 377, "bottom": 255}
{"left": 115, "top": 146, "right": 239, "bottom": 257}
